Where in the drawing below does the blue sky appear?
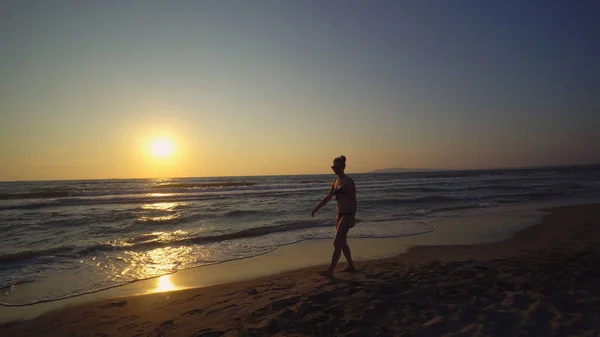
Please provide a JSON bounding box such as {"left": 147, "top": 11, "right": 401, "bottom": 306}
{"left": 1, "top": 1, "right": 599, "bottom": 180}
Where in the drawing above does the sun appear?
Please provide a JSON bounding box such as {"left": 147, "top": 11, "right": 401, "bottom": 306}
{"left": 150, "top": 137, "right": 175, "bottom": 159}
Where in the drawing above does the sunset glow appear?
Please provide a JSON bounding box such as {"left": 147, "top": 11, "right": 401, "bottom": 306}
{"left": 149, "top": 137, "right": 175, "bottom": 159}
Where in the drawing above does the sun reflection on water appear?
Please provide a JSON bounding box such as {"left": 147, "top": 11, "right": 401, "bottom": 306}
{"left": 106, "top": 245, "right": 197, "bottom": 290}
{"left": 154, "top": 275, "right": 179, "bottom": 293}
{"left": 147, "top": 193, "right": 175, "bottom": 198}
{"left": 137, "top": 214, "right": 180, "bottom": 222}
{"left": 101, "top": 230, "right": 207, "bottom": 294}
{"left": 141, "top": 202, "right": 180, "bottom": 211}
{"left": 138, "top": 201, "right": 183, "bottom": 222}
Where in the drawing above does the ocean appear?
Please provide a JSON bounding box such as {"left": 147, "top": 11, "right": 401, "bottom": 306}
{"left": 1, "top": 165, "right": 599, "bottom": 305}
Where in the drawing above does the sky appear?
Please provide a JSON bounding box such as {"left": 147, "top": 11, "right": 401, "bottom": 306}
{"left": 1, "top": 0, "right": 599, "bottom": 180}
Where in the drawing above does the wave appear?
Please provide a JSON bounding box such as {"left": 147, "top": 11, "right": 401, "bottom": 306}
{"left": 365, "top": 195, "right": 480, "bottom": 207}
{"left": 379, "top": 165, "right": 600, "bottom": 180}
{"left": 0, "top": 246, "right": 77, "bottom": 265}
{"left": 518, "top": 189, "right": 571, "bottom": 199}
{"left": 223, "top": 209, "right": 269, "bottom": 217}
{"left": 405, "top": 202, "right": 500, "bottom": 216}
{"left": 299, "top": 180, "right": 321, "bottom": 184}
{"left": 0, "top": 201, "right": 58, "bottom": 210}
{"left": 0, "top": 181, "right": 260, "bottom": 202}
{"left": 135, "top": 214, "right": 181, "bottom": 223}
{"left": 362, "top": 187, "right": 578, "bottom": 208}
{"left": 2, "top": 180, "right": 584, "bottom": 209}
{"left": 0, "top": 220, "right": 333, "bottom": 265}
{"left": 0, "top": 212, "right": 447, "bottom": 266}
{"left": 0, "top": 185, "right": 330, "bottom": 211}
{"left": 397, "top": 184, "right": 526, "bottom": 193}
{"left": 372, "top": 180, "right": 594, "bottom": 194}
{"left": 116, "top": 220, "right": 333, "bottom": 249}
{"left": 155, "top": 182, "right": 257, "bottom": 189}
{"left": 0, "top": 276, "right": 36, "bottom": 291}
{"left": 0, "top": 183, "right": 329, "bottom": 210}
{"left": 0, "top": 190, "right": 71, "bottom": 200}
{"left": 1, "top": 182, "right": 590, "bottom": 212}
{"left": 0, "top": 194, "right": 232, "bottom": 211}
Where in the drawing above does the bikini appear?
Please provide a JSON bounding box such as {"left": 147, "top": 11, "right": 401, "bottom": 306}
{"left": 334, "top": 186, "right": 353, "bottom": 216}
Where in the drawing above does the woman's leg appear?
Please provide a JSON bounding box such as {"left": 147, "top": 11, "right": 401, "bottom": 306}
{"left": 319, "top": 215, "right": 350, "bottom": 277}
{"left": 337, "top": 214, "right": 355, "bottom": 271}
{"left": 340, "top": 241, "right": 356, "bottom": 272}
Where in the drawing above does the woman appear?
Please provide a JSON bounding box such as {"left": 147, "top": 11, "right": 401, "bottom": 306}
{"left": 311, "top": 155, "right": 357, "bottom": 277}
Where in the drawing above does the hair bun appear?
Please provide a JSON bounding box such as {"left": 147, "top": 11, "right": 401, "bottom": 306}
{"left": 333, "top": 155, "right": 347, "bottom": 165}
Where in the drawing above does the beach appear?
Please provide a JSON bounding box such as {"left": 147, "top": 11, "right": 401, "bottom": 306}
{"left": 2, "top": 202, "right": 599, "bottom": 336}
{"left": 3, "top": 167, "right": 599, "bottom": 310}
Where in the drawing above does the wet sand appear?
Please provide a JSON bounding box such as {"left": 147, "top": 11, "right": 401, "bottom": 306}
{"left": 2, "top": 203, "right": 600, "bottom": 336}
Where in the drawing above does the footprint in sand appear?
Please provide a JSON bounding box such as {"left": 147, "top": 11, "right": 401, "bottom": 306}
{"left": 193, "top": 330, "right": 225, "bottom": 337}
{"left": 182, "top": 308, "right": 204, "bottom": 316}
{"left": 99, "top": 301, "right": 127, "bottom": 309}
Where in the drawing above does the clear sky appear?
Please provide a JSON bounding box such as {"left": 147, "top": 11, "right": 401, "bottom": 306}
{"left": 1, "top": 1, "right": 599, "bottom": 180}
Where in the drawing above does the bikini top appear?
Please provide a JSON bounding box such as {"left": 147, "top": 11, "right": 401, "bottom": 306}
{"left": 333, "top": 184, "right": 349, "bottom": 200}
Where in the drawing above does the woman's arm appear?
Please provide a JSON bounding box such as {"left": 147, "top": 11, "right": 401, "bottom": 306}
{"left": 311, "top": 181, "right": 335, "bottom": 217}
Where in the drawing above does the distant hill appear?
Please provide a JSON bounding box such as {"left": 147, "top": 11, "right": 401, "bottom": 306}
{"left": 370, "top": 168, "right": 443, "bottom": 173}
{"left": 370, "top": 164, "right": 600, "bottom": 174}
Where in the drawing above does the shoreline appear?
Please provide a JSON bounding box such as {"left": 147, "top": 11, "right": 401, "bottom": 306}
{"left": 0, "top": 200, "right": 552, "bottom": 322}
{"left": 2, "top": 202, "right": 600, "bottom": 336}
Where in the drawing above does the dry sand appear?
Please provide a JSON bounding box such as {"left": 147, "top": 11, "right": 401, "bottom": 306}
{"left": 1, "top": 203, "right": 599, "bottom": 336}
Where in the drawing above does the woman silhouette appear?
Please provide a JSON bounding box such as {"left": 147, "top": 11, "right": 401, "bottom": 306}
{"left": 311, "top": 155, "right": 357, "bottom": 277}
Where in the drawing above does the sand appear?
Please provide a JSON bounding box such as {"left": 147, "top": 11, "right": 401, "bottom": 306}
{"left": 2, "top": 203, "right": 600, "bottom": 336}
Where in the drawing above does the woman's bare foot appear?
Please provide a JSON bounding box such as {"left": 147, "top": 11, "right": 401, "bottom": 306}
{"left": 340, "top": 266, "right": 357, "bottom": 273}
{"left": 317, "top": 270, "right": 334, "bottom": 278}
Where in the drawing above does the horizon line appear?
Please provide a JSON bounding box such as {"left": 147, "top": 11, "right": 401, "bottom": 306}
{"left": 1, "top": 163, "right": 598, "bottom": 183}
